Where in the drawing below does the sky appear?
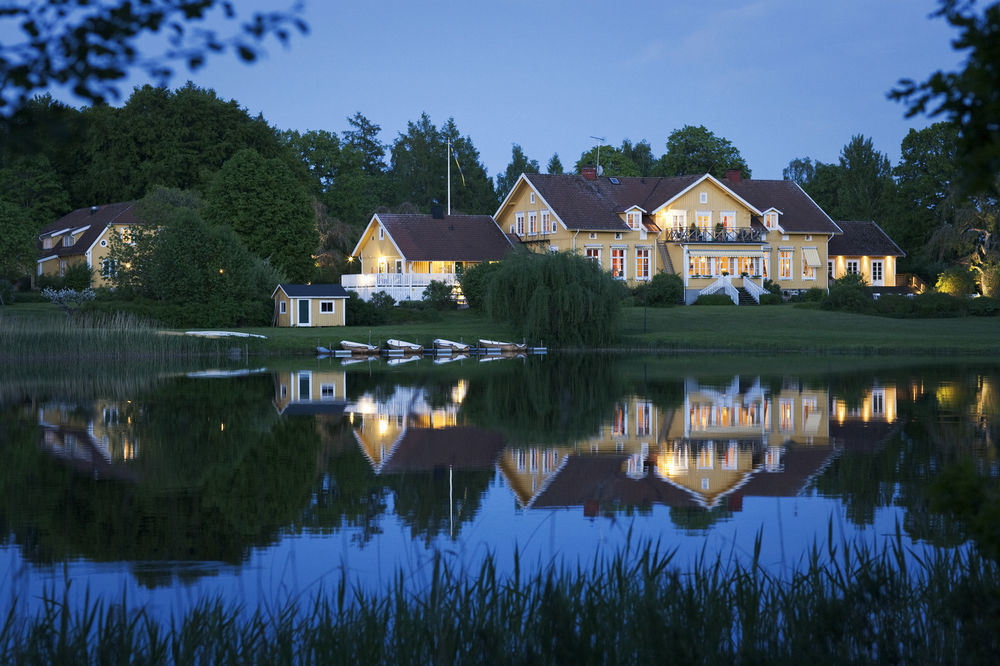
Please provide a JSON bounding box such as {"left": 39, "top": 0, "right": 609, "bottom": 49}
{"left": 9, "top": 0, "right": 966, "bottom": 183}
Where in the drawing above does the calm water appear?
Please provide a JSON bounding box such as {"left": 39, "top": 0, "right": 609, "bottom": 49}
{"left": 1, "top": 353, "right": 997, "bottom": 620}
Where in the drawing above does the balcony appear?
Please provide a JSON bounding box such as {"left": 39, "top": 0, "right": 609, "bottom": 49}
{"left": 664, "top": 228, "right": 762, "bottom": 243}
{"left": 341, "top": 272, "right": 457, "bottom": 302}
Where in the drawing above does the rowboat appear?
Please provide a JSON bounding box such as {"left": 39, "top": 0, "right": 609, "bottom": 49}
{"left": 433, "top": 338, "right": 471, "bottom": 353}
{"left": 387, "top": 355, "right": 420, "bottom": 366}
{"left": 385, "top": 338, "right": 424, "bottom": 354}
{"left": 341, "top": 340, "right": 378, "bottom": 354}
{"left": 433, "top": 354, "right": 469, "bottom": 364}
{"left": 478, "top": 338, "right": 527, "bottom": 352}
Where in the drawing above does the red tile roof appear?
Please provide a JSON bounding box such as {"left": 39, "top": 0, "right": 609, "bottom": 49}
{"left": 375, "top": 214, "right": 513, "bottom": 261}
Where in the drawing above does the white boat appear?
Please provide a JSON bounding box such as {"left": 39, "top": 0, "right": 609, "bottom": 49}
{"left": 185, "top": 330, "right": 267, "bottom": 339}
{"left": 385, "top": 339, "right": 424, "bottom": 354}
{"left": 478, "top": 338, "right": 527, "bottom": 352}
{"left": 433, "top": 338, "right": 471, "bottom": 353}
{"left": 387, "top": 355, "right": 421, "bottom": 366}
{"left": 433, "top": 354, "right": 469, "bottom": 364}
{"left": 340, "top": 340, "right": 378, "bottom": 354}
{"left": 316, "top": 345, "right": 332, "bottom": 355}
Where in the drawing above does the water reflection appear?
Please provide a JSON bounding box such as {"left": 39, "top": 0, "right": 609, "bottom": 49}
{"left": 1, "top": 357, "right": 997, "bottom": 601}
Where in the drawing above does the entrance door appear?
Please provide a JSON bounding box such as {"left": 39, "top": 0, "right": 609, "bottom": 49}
{"left": 871, "top": 260, "right": 884, "bottom": 286}
{"left": 298, "top": 299, "right": 310, "bottom": 326}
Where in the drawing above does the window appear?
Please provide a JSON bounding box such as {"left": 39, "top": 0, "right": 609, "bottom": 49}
{"left": 779, "top": 250, "right": 792, "bottom": 280}
{"left": 611, "top": 248, "right": 625, "bottom": 279}
{"left": 699, "top": 192, "right": 708, "bottom": 204}
{"left": 63, "top": 235, "right": 73, "bottom": 247}
{"left": 395, "top": 259, "right": 403, "bottom": 273}
{"left": 378, "top": 226, "right": 384, "bottom": 240}
{"left": 280, "top": 300, "right": 287, "bottom": 314}
{"left": 689, "top": 255, "right": 711, "bottom": 276}
{"left": 321, "top": 384, "right": 337, "bottom": 399}
{"left": 696, "top": 211, "right": 712, "bottom": 234}
{"left": 586, "top": 247, "right": 601, "bottom": 265}
{"left": 515, "top": 212, "right": 524, "bottom": 235}
{"left": 635, "top": 248, "right": 650, "bottom": 280}
{"left": 120, "top": 227, "right": 132, "bottom": 244}
{"left": 718, "top": 257, "right": 731, "bottom": 275}
{"left": 43, "top": 236, "right": 54, "bottom": 249}
{"left": 670, "top": 210, "right": 686, "bottom": 230}
{"left": 828, "top": 260, "right": 834, "bottom": 278}
{"left": 764, "top": 212, "right": 778, "bottom": 230}
{"left": 720, "top": 211, "right": 736, "bottom": 231}
{"left": 527, "top": 211, "right": 537, "bottom": 235}
{"left": 636, "top": 401, "right": 652, "bottom": 436}
{"left": 320, "top": 301, "right": 335, "bottom": 314}
{"left": 846, "top": 260, "right": 859, "bottom": 275}
{"left": 871, "top": 260, "right": 884, "bottom": 284}
{"left": 540, "top": 210, "right": 550, "bottom": 235}
{"left": 779, "top": 398, "right": 794, "bottom": 431}
{"left": 627, "top": 211, "right": 641, "bottom": 230}
{"left": 802, "top": 254, "right": 816, "bottom": 280}
{"left": 530, "top": 192, "right": 535, "bottom": 204}
{"left": 101, "top": 258, "right": 118, "bottom": 278}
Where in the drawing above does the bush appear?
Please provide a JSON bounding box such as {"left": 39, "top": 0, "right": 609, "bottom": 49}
{"left": 935, "top": 266, "right": 977, "bottom": 297}
{"left": 369, "top": 290, "right": 395, "bottom": 310}
{"left": 458, "top": 262, "right": 502, "bottom": 310}
{"left": 873, "top": 294, "right": 916, "bottom": 317}
{"left": 423, "top": 280, "right": 456, "bottom": 310}
{"left": 968, "top": 296, "right": 1000, "bottom": 317}
{"left": 693, "top": 293, "right": 735, "bottom": 305}
{"left": 345, "top": 291, "right": 386, "bottom": 327}
{"left": 911, "top": 292, "right": 968, "bottom": 318}
{"left": 644, "top": 273, "right": 683, "bottom": 306}
{"left": 763, "top": 279, "right": 781, "bottom": 296}
{"left": 759, "top": 293, "right": 784, "bottom": 305}
{"left": 822, "top": 273, "right": 873, "bottom": 313}
{"left": 975, "top": 260, "right": 1000, "bottom": 298}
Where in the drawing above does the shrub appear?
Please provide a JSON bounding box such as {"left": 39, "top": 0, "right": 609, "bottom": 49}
{"left": 822, "top": 273, "right": 872, "bottom": 313}
{"left": 345, "top": 291, "right": 386, "bottom": 327}
{"left": 912, "top": 291, "right": 968, "bottom": 318}
{"left": 369, "top": 290, "right": 396, "bottom": 310}
{"left": 458, "top": 262, "right": 502, "bottom": 310}
{"left": 873, "top": 294, "right": 916, "bottom": 317}
{"left": 759, "top": 293, "right": 783, "bottom": 305}
{"left": 693, "top": 293, "right": 735, "bottom": 305}
{"left": 935, "top": 266, "right": 977, "bottom": 297}
{"left": 0, "top": 279, "right": 12, "bottom": 305}
{"left": 62, "top": 262, "right": 93, "bottom": 290}
{"left": 423, "top": 280, "right": 456, "bottom": 310}
{"left": 763, "top": 279, "right": 781, "bottom": 296}
{"left": 644, "top": 273, "right": 684, "bottom": 306}
{"left": 968, "top": 297, "right": 1000, "bottom": 317}
{"left": 974, "top": 260, "right": 1000, "bottom": 298}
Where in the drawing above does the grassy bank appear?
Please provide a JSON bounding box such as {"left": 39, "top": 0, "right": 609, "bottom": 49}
{"left": 3, "top": 536, "right": 997, "bottom": 663}
{"left": 6, "top": 302, "right": 1000, "bottom": 356}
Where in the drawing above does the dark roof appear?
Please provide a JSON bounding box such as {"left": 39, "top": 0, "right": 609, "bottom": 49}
{"left": 828, "top": 220, "right": 905, "bottom": 257}
{"left": 724, "top": 179, "right": 842, "bottom": 234}
{"left": 275, "top": 283, "right": 348, "bottom": 298}
{"left": 521, "top": 174, "right": 841, "bottom": 234}
{"left": 37, "top": 201, "right": 141, "bottom": 258}
{"left": 524, "top": 174, "right": 700, "bottom": 231}
{"left": 375, "top": 214, "right": 513, "bottom": 261}
{"left": 380, "top": 426, "right": 506, "bottom": 473}
{"left": 530, "top": 455, "right": 698, "bottom": 509}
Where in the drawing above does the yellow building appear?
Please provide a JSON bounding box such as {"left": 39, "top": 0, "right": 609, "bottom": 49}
{"left": 827, "top": 220, "right": 906, "bottom": 291}
{"left": 272, "top": 284, "right": 347, "bottom": 327}
{"left": 343, "top": 211, "right": 513, "bottom": 302}
{"left": 495, "top": 169, "right": 847, "bottom": 303}
{"left": 36, "top": 201, "right": 145, "bottom": 288}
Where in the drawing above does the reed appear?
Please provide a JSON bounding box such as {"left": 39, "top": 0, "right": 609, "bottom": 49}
{"left": 1, "top": 531, "right": 997, "bottom": 664}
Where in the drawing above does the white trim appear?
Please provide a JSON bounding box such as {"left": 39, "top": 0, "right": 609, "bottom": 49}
{"left": 296, "top": 298, "right": 311, "bottom": 327}
{"left": 350, "top": 214, "right": 408, "bottom": 268}
{"left": 320, "top": 300, "right": 335, "bottom": 313}
{"left": 650, "top": 174, "right": 763, "bottom": 217}
{"left": 280, "top": 300, "right": 287, "bottom": 314}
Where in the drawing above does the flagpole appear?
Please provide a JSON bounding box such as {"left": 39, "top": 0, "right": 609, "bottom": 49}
{"left": 447, "top": 138, "right": 452, "bottom": 215}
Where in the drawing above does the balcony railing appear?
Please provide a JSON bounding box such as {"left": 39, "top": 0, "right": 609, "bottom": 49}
{"left": 665, "top": 228, "right": 762, "bottom": 243}
{"left": 341, "top": 272, "right": 457, "bottom": 302}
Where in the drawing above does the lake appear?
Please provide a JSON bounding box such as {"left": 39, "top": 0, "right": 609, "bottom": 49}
{"left": 1, "top": 352, "right": 997, "bottom": 622}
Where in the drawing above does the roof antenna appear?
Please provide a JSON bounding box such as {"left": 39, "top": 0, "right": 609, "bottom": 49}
{"left": 589, "top": 136, "right": 606, "bottom": 176}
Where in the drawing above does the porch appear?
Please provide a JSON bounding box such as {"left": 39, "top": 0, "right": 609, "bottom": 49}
{"left": 341, "top": 272, "right": 458, "bottom": 302}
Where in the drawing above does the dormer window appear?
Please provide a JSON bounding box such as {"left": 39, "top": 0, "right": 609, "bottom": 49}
{"left": 627, "top": 211, "right": 641, "bottom": 230}
{"left": 764, "top": 212, "right": 779, "bottom": 230}
{"left": 62, "top": 235, "right": 73, "bottom": 247}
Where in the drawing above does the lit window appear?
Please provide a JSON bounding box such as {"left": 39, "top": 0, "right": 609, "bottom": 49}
{"left": 586, "top": 247, "right": 601, "bottom": 265}
{"left": 627, "top": 211, "right": 641, "bottom": 230}
{"left": 670, "top": 211, "right": 686, "bottom": 230}
{"left": 696, "top": 211, "right": 712, "bottom": 235}
{"left": 120, "top": 227, "right": 132, "bottom": 244}
{"left": 720, "top": 211, "right": 736, "bottom": 231}
{"left": 611, "top": 248, "right": 625, "bottom": 279}
{"left": 635, "top": 248, "right": 650, "bottom": 280}
{"left": 802, "top": 254, "right": 816, "bottom": 280}
{"left": 540, "top": 210, "right": 550, "bottom": 235}
{"left": 528, "top": 212, "right": 537, "bottom": 235}
{"left": 779, "top": 250, "right": 792, "bottom": 280}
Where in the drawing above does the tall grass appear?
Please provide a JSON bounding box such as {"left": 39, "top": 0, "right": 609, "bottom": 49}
{"left": 2, "top": 532, "right": 997, "bottom": 664}
{"left": 0, "top": 310, "right": 230, "bottom": 361}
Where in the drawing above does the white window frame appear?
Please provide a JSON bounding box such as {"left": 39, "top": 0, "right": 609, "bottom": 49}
{"left": 871, "top": 259, "right": 884, "bottom": 285}
{"left": 779, "top": 250, "right": 793, "bottom": 280}
{"left": 699, "top": 192, "right": 708, "bottom": 204}
{"left": 280, "top": 300, "right": 287, "bottom": 314}
{"left": 802, "top": 249, "right": 817, "bottom": 280}
{"left": 846, "top": 259, "right": 859, "bottom": 275}
{"left": 515, "top": 212, "right": 524, "bottom": 235}
{"left": 635, "top": 247, "right": 650, "bottom": 281}
{"left": 585, "top": 246, "right": 601, "bottom": 265}
{"left": 627, "top": 211, "right": 641, "bottom": 230}
{"left": 611, "top": 247, "right": 626, "bottom": 280}
{"left": 320, "top": 384, "right": 337, "bottom": 399}
{"left": 530, "top": 192, "right": 535, "bottom": 204}
{"left": 527, "top": 211, "right": 537, "bottom": 236}
{"left": 828, "top": 260, "right": 834, "bottom": 279}
{"left": 540, "top": 210, "right": 550, "bottom": 235}
{"left": 670, "top": 210, "right": 687, "bottom": 230}
{"left": 720, "top": 211, "right": 736, "bottom": 231}
{"left": 320, "top": 300, "right": 335, "bottom": 314}
{"left": 378, "top": 226, "right": 384, "bottom": 240}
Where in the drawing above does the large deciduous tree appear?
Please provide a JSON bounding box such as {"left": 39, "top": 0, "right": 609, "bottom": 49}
{"left": 657, "top": 125, "right": 750, "bottom": 179}
{"left": 495, "top": 144, "right": 539, "bottom": 200}
{"left": 575, "top": 144, "right": 640, "bottom": 177}
{"left": 0, "top": 1, "right": 307, "bottom": 114}
{"left": 782, "top": 157, "right": 817, "bottom": 186}
{"left": 890, "top": 0, "right": 1000, "bottom": 195}
{"left": 203, "top": 148, "right": 317, "bottom": 282}
{"left": 0, "top": 200, "right": 39, "bottom": 282}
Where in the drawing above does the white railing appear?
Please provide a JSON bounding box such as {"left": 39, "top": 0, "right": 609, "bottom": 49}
{"left": 699, "top": 275, "right": 739, "bottom": 304}
{"left": 341, "top": 273, "right": 457, "bottom": 302}
{"left": 742, "top": 277, "right": 768, "bottom": 303}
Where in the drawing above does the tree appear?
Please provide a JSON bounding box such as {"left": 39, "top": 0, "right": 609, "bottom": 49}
{"left": 890, "top": 0, "right": 1000, "bottom": 195}
{"left": 782, "top": 157, "right": 817, "bottom": 186}
{"left": 203, "top": 148, "right": 317, "bottom": 282}
{"left": 389, "top": 113, "right": 496, "bottom": 213}
{"left": 343, "top": 112, "right": 387, "bottom": 177}
{"left": 574, "top": 145, "right": 639, "bottom": 177}
{"left": 0, "top": 154, "right": 69, "bottom": 225}
{"left": 0, "top": 1, "right": 307, "bottom": 114}
{"left": 495, "top": 144, "right": 539, "bottom": 200}
{"left": 0, "top": 200, "right": 38, "bottom": 281}
{"left": 656, "top": 125, "right": 750, "bottom": 179}
{"left": 620, "top": 139, "right": 658, "bottom": 177}
{"left": 547, "top": 153, "right": 564, "bottom": 175}
{"left": 836, "top": 135, "right": 895, "bottom": 222}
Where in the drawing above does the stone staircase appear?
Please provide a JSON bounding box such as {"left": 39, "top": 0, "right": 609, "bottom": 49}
{"left": 737, "top": 287, "right": 758, "bottom": 305}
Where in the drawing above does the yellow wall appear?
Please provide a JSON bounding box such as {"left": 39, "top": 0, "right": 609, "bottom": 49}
{"left": 356, "top": 219, "right": 404, "bottom": 273}
{"left": 764, "top": 231, "right": 830, "bottom": 291}
{"left": 37, "top": 223, "right": 137, "bottom": 288}
{"left": 274, "top": 370, "right": 346, "bottom": 412}
{"left": 654, "top": 182, "right": 754, "bottom": 233}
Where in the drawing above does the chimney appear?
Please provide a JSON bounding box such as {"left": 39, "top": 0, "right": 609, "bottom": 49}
{"left": 581, "top": 166, "right": 598, "bottom": 181}
{"left": 725, "top": 169, "right": 742, "bottom": 184}
{"left": 430, "top": 203, "right": 444, "bottom": 219}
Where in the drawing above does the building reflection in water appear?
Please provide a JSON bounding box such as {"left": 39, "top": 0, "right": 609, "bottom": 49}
{"left": 34, "top": 399, "right": 141, "bottom": 481}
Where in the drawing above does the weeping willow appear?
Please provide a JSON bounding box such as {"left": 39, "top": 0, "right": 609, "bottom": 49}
{"left": 484, "top": 251, "right": 624, "bottom": 347}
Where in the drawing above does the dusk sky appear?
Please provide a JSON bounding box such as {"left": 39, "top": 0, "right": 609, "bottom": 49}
{"left": 16, "top": 0, "right": 966, "bottom": 182}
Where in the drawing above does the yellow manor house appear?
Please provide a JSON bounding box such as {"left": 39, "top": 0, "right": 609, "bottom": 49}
{"left": 497, "top": 168, "right": 876, "bottom": 304}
